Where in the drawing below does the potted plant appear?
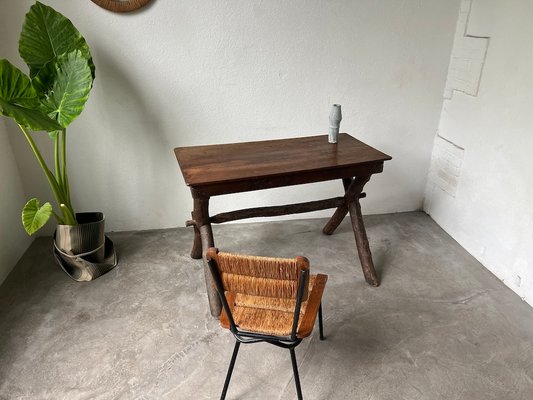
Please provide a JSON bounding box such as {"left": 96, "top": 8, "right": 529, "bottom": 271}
{"left": 0, "top": 1, "right": 116, "bottom": 281}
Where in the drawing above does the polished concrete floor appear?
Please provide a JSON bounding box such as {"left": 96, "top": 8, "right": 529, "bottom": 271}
{"left": 1, "top": 212, "right": 532, "bottom": 400}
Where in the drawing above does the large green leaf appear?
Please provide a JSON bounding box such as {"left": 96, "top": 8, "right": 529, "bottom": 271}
{"left": 22, "top": 198, "right": 52, "bottom": 235}
{"left": 0, "top": 59, "right": 62, "bottom": 131}
{"left": 0, "top": 59, "right": 36, "bottom": 107}
{"left": 33, "top": 50, "right": 93, "bottom": 128}
{"left": 19, "top": 1, "right": 95, "bottom": 79}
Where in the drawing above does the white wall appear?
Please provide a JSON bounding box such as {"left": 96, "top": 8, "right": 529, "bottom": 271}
{"left": 2, "top": 0, "right": 459, "bottom": 234}
{"left": 425, "top": 0, "right": 533, "bottom": 305}
{"left": 0, "top": 3, "right": 33, "bottom": 285}
{"left": 0, "top": 119, "right": 32, "bottom": 284}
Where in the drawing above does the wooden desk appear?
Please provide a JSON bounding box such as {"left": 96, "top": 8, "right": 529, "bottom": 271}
{"left": 175, "top": 133, "right": 391, "bottom": 317}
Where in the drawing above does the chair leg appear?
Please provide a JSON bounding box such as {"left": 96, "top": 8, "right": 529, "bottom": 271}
{"left": 318, "top": 302, "right": 325, "bottom": 340}
{"left": 221, "top": 341, "right": 240, "bottom": 400}
{"left": 290, "top": 348, "right": 303, "bottom": 400}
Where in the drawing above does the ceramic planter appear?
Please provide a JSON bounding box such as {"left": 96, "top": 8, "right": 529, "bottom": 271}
{"left": 53, "top": 212, "right": 117, "bottom": 281}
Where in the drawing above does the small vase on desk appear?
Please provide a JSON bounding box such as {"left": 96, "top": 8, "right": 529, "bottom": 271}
{"left": 329, "top": 104, "right": 342, "bottom": 143}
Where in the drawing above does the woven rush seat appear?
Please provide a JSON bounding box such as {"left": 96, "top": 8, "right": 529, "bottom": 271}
{"left": 206, "top": 247, "right": 328, "bottom": 400}
{"left": 220, "top": 275, "right": 327, "bottom": 337}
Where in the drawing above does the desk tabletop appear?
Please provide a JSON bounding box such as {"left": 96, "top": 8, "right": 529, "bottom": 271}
{"left": 175, "top": 133, "right": 391, "bottom": 187}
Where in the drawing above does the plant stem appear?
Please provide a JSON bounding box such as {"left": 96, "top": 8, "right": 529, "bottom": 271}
{"left": 54, "top": 133, "right": 61, "bottom": 185}
{"left": 19, "top": 124, "right": 64, "bottom": 204}
{"left": 61, "top": 128, "right": 71, "bottom": 205}
{"left": 19, "top": 124, "right": 77, "bottom": 225}
{"left": 52, "top": 210, "right": 65, "bottom": 224}
{"left": 60, "top": 203, "right": 76, "bottom": 224}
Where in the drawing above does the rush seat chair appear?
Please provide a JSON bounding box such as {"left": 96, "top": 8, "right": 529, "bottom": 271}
{"left": 206, "top": 247, "right": 328, "bottom": 400}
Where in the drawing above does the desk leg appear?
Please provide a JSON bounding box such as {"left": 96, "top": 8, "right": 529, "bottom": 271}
{"left": 322, "top": 178, "right": 352, "bottom": 235}
{"left": 346, "top": 176, "right": 379, "bottom": 287}
{"left": 192, "top": 192, "right": 222, "bottom": 317}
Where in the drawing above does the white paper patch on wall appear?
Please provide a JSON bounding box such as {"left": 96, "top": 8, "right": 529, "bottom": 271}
{"left": 443, "top": 0, "right": 489, "bottom": 99}
{"left": 427, "top": 135, "right": 465, "bottom": 197}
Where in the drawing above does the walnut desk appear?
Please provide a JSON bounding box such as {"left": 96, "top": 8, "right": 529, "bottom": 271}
{"left": 174, "top": 133, "right": 392, "bottom": 317}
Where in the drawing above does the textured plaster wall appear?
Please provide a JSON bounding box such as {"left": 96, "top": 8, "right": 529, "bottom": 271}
{"left": 0, "top": 120, "right": 32, "bottom": 285}
{"left": 2, "top": 0, "right": 459, "bottom": 234}
{"left": 425, "top": 0, "right": 533, "bottom": 306}
{"left": 0, "top": 6, "right": 33, "bottom": 285}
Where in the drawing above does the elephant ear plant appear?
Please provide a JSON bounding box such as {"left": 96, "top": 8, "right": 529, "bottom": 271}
{"left": 0, "top": 1, "right": 94, "bottom": 235}
{"left": 1, "top": 2, "right": 116, "bottom": 281}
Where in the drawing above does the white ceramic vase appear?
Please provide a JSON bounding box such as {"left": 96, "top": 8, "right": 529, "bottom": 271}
{"left": 328, "top": 104, "right": 342, "bottom": 143}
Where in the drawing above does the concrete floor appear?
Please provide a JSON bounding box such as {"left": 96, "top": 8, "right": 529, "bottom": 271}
{"left": 1, "top": 212, "right": 532, "bottom": 400}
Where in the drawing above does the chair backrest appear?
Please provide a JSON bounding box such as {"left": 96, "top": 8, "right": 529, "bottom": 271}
{"left": 206, "top": 248, "right": 310, "bottom": 301}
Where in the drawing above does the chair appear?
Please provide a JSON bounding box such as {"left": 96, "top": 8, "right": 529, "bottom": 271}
{"left": 206, "top": 247, "right": 328, "bottom": 400}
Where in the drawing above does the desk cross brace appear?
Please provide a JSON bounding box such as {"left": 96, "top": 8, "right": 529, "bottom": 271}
{"left": 186, "top": 193, "right": 366, "bottom": 227}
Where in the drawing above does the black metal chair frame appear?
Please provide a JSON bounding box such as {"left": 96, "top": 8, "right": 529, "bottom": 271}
{"left": 207, "top": 259, "right": 324, "bottom": 400}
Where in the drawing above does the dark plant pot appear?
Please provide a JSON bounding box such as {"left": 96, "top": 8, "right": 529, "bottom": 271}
{"left": 53, "top": 212, "right": 117, "bottom": 281}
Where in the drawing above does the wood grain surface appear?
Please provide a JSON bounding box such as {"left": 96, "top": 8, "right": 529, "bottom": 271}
{"left": 175, "top": 133, "right": 391, "bottom": 188}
